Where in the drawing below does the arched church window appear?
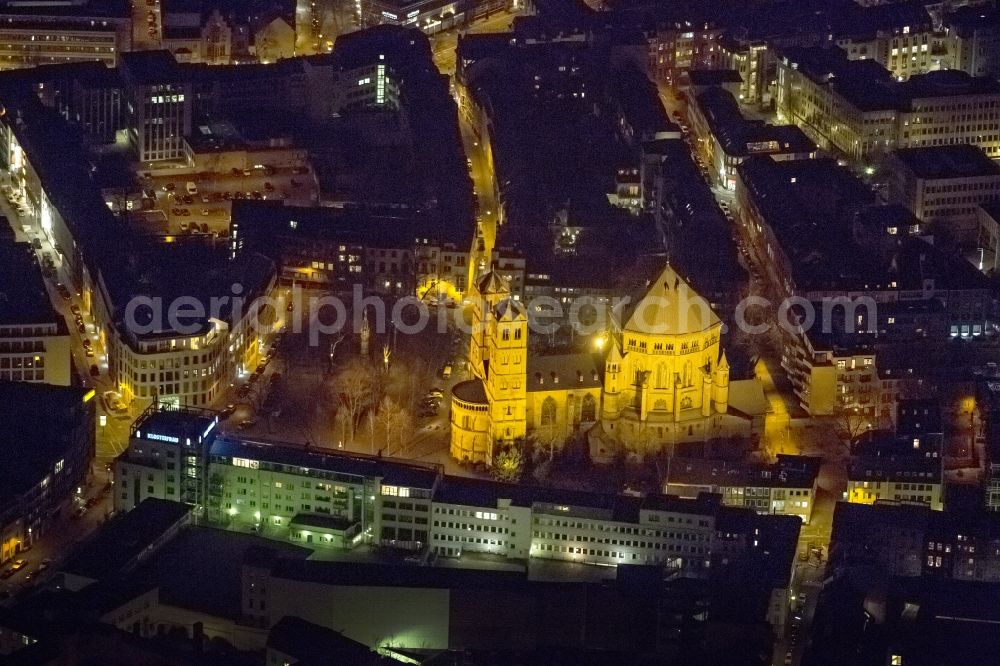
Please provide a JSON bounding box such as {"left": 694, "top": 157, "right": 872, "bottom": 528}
{"left": 541, "top": 397, "right": 557, "bottom": 426}
{"left": 581, "top": 393, "right": 597, "bottom": 422}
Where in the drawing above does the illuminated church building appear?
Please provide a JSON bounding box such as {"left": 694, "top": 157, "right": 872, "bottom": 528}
{"left": 449, "top": 264, "right": 769, "bottom": 465}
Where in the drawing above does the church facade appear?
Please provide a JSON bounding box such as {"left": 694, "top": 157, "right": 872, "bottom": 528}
{"left": 449, "top": 264, "right": 767, "bottom": 466}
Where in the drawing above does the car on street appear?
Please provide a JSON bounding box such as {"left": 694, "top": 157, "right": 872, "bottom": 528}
{"left": 427, "top": 388, "right": 444, "bottom": 399}
{"left": 85, "top": 347, "right": 95, "bottom": 358}
{"left": 238, "top": 419, "right": 255, "bottom": 430}
{"left": 77, "top": 323, "right": 86, "bottom": 335}
{"left": 440, "top": 364, "right": 452, "bottom": 379}
{"left": 220, "top": 404, "right": 236, "bottom": 417}
{"left": 0, "top": 567, "right": 13, "bottom": 579}
{"left": 10, "top": 559, "right": 27, "bottom": 572}
{"left": 90, "top": 364, "right": 100, "bottom": 377}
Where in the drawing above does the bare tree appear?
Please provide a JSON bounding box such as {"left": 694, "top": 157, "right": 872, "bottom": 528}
{"left": 377, "top": 396, "right": 414, "bottom": 455}
{"left": 336, "top": 358, "right": 377, "bottom": 443}
{"left": 835, "top": 406, "right": 870, "bottom": 443}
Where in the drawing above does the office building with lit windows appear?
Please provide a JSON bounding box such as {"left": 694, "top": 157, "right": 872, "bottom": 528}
{"left": 776, "top": 46, "right": 1000, "bottom": 161}
{"left": 0, "top": 0, "right": 130, "bottom": 71}
{"left": 114, "top": 407, "right": 796, "bottom": 578}
{"left": 0, "top": 383, "right": 95, "bottom": 565}
{"left": 120, "top": 51, "right": 193, "bottom": 163}
{"left": 887, "top": 144, "right": 1000, "bottom": 246}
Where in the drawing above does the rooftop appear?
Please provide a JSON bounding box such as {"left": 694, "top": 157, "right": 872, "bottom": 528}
{"left": 0, "top": 238, "right": 62, "bottom": 326}
{"left": 267, "top": 617, "right": 383, "bottom": 664}
{"left": 737, "top": 156, "right": 987, "bottom": 294}
{"left": 619, "top": 263, "right": 721, "bottom": 335}
{"left": 693, "top": 87, "right": 815, "bottom": 159}
{"left": 893, "top": 144, "right": 1000, "bottom": 180}
{"left": 451, "top": 378, "right": 488, "bottom": 405}
{"left": 132, "top": 406, "right": 219, "bottom": 444}
{"left": 780, "top": 46, "right": 1000, "bottom": 113}
{"left": 62, "top": 499, "right": 190, "bottom": 582}
{"left": 0, "top": 382, "right": 92, "bottom": 506}
{"left": 945, "top": 5, "right": 1000, "bottom": 35}
{"left": 688, "top": 68, "right": 742, "bottom": 87}
{"left": 0, "top": 0, "right": 128, "bottom": 18}
{"left": 210, "top": 436, "right": 441, "bottom": 490}
{"left": 526, "top": 352, "right": 602, "bottom": 392}
{"left": 667, "top": 454, "right": 822, "bottom": 490}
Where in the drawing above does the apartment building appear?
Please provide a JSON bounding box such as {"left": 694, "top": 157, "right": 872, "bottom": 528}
{"left": 688, "top": 86, "right": 815, "bottom": 190}
{"left": 832, "top": 501, "right": 1000, "bottom": 581}
{"left": 943, "top": 6, "right": 1000, "bottom": 78}
{"left": 646, "top": 21, "right": 725, "bottom": 88}
{"left": 887, "top": 144, "right": 1000, "bottom": 245}
{"left": 230, "top": 201, "right": 471, "bottom": 299}
{"left": 846, "top": 399, "right": 945, "bottom": 510}
{"left": 0, "top": 383, "right": 94, "bottom": 564}
{"left": 0, "top": 236, "right": 71, "bottom": 386}
{"left": 664, "top": 454, "right": 821, "bottom": 524}
{"left": 835, "top": 2, "right": 942, "bottom": 81}
{"left": 735, "top": 156, "right": 992, "bottom": 415}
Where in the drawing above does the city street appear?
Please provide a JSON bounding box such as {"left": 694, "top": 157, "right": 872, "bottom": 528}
{"left": 0, "top": 464, "right": 113, "bottom": 605}
{"left": 430, "top": 9, "right": 519, "bottom": 76}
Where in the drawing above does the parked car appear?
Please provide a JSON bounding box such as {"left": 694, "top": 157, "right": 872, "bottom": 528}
{"left": 89, "top": 364, "right": 100, "bottom": 378}
{"left": 10, "top": 559, "right": 27, "bottom": 572}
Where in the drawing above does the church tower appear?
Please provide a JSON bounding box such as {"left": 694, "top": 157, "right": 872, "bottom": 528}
{"left": 713, "top": 350, "right": 730, "bottom": 414}
{"left": 469, "top": 271, "right": 509, "bottom": 382}
{"left": 484, "top": 296, "right": 528, "bottom": 446}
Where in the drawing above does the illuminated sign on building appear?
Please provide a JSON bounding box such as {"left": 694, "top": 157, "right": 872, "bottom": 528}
{"left": 146, "top": 432, "right": 180, "bottom": 443}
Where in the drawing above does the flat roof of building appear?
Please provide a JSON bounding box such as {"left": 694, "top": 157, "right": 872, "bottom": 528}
{"left": 210, "top": 436, "right": 442, "bottom": 490}
{"left": 0, "top": 0, "right": 128, "bottom": 18}
{"left": 0, "top": 382, "right": 92, "bottom": 506}
{"left": 267, "top": 616, "right": 378, "bottom": 664}
{"left": 132, "top": 406, "right": 219, "bottom": 444}
{"left": 893, "top": 145, "right": 1000, "bottom": 180}
{"left": 433, "top": 473, "right": 720, "bottom": 521}
{"left": 945, "top": 5, "right": 1000, "bottom": 35}
{"left": 0, "top": 239, "right": 62, "bottom": 326}
{"left": 62, "top": 499, "right": 190, "bottom": 582}
{"left": 668, "top": 455, "right": 822, "bottom": 489}
{"left": 694, "top": 87, "right": 815, "bottom": 158}
{"left": 688, "top": 68, "right": 742, "bottom": 86}
{"left": 737, "top": 156, "right": 990, "bottom": 295}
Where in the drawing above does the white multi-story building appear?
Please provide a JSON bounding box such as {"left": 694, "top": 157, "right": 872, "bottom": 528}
{"left": 887, "top": 144, "right": 1000, "bottom": 246}
{"left": 115, "top": 407, "right": 793, "bottom": 581}
{"left": 776, "top": 46, "right": 1000, "bottom": 161}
